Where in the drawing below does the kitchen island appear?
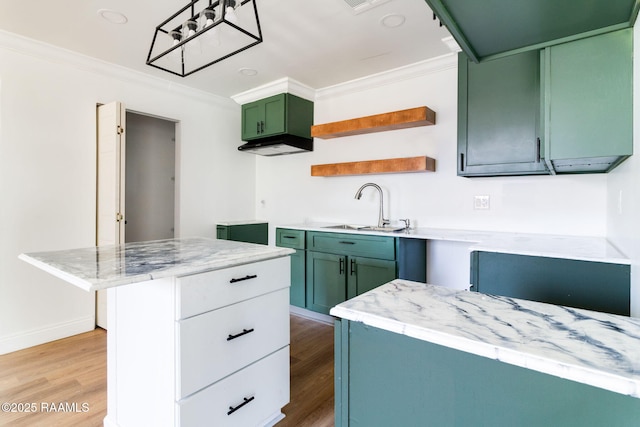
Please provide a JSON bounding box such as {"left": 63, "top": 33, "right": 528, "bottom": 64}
{"left": 19, "top": 237, "right": 294, "bottom": 427}
{"left": 331, "top": 280, "right": 640, "bottom": 426}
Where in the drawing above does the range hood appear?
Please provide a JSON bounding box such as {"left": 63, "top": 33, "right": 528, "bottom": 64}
{"left": 238, "top": 134, "right": 313, "bottom": 156}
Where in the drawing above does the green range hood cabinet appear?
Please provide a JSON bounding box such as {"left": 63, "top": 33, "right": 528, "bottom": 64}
{"left": 425, "top": 0, "right": 640, "bottom": 62}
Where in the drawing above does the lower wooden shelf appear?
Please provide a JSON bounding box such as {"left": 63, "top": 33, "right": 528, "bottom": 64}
{"left": 311, "top": 156, "right": 436, "bottom": 176}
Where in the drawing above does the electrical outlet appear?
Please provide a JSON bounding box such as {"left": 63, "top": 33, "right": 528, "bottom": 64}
{"left": 474, "top": 195, "right": 490, "bottom": 210}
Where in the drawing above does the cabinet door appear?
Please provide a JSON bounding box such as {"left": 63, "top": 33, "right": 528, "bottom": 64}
{"left": 543, "top": 29, "right": 633, "bottom": 173}
{"left": 458, "top": 50, "right": 548, "bottom": 176}
{"left": 241, "top": 100, "right": 262, "bottom": 140}
{"left": 262, "top": 94, "right": 286, "bottom": 137}
{"left": 289, "top": 249, "right": 306, "bottom": 308}
{"left": 347, "top": 257, "right": 397, "bottom": 300}
{"left": 306, "top": 251, "right": 346, "bottom": 315}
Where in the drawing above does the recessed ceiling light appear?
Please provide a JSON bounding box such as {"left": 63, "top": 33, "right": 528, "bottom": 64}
{"left": 98, "top": 9, "right": 128, "bottom": 25}
{"left": 380, "top": 14, "right": 406, "bottom": 28}
{"left": 238, "top": 68, "right": 258, "bottom": 76}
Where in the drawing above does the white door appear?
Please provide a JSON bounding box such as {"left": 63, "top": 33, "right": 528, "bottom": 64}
{"left": 96, "top": 101, "right": 126, "bottom": 328}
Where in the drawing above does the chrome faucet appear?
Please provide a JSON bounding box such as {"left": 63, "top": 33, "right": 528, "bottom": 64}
{"left": 354, "top": 183, "right": 390, "bottom": 228}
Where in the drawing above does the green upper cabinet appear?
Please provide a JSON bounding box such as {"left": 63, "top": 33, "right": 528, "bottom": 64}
{"left": 425, "top": 0, "right": 639, "bottom": 62}
{"left": 542, "top": 29, "right": 633, "bottom": 173}
{"left": 458, "top": 50, "right": 548, "bottom": 176}
{"left": 459, "top": 29, "right": 633, "bottom": 177}
{"left": 241, "top": 93, "right": 314, "bottom": 141}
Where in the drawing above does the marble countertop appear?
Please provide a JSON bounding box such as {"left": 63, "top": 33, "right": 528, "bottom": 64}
{"left": 330, "top": 280, "right": 640, "bottom": 398}
{"left": 19, "top": 237, "right": 294, "bottom": 292}
{"left": 280, "top": 223, "right": 629, "bottom": 264}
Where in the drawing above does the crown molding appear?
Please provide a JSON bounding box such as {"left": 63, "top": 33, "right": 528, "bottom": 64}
{"left": 0, "top": 29, "right": 235, "bottom": 108}
{"left": 315, "top": 53, "right": 458, "bottom": 100}
{"left": 230, "top": 77, "right": 316, "bottom": 105}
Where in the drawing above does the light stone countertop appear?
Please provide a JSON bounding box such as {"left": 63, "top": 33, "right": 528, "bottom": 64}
{"left": 19, "top": 237, "right": 294, "bottom": 292}
{"left": 280, "top": 223, "right": 629, "bottom": 264}
{"left": 330, "top": 279, "right": 640, "bottom": 398}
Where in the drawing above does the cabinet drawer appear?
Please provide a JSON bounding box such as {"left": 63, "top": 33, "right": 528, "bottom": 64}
{"left": 176, "top": 347, "right": 290, "bottom": 427}
{"left": 307, "top": 231, "right": 395, "bottom": 260}
{"left": 276, "top": 228, "right": 305, "bottom": 250}
{"left": 176, "top": 288, "right": 289, "bottom": 399}
{"left": 176, "top": 257, "right": 290, "bottom": 319}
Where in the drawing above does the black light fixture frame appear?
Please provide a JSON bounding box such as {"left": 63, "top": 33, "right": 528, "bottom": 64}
{"left": 146, "top": 0, "right": 262, "bottom": 77}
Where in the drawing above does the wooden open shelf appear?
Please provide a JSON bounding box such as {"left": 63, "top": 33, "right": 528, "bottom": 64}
{"left": 311, "top": 156, "right": 436, "bottom": 177}
{"left": 311, "top": 106, "right": 436, "bottom": 139}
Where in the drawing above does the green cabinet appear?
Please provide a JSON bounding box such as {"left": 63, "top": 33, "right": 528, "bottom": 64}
{"left": 424, "top": 0, "right": 638, "bottom": 62}
{"left": 306, "top": 251, "right": 396, "bottom": 314}
{"left": 306, "top": 232, "right": 397, "bottom": 315}
{"left": 275, "top": 228, "right": 306, "bottom": 307}
{"left": 216, "top": 221, "right": 267, "bottom": 245}
{"left": 241, "top": 93, "right": 314, "bottom": 141}
{"left": 458, "top": 50, "right": 547, "bottom": 176}
{"left": 458, "top": 29, "right": 633, "bottom": 177}
{"left": 542, "top": 29, "right": 633, "bottom": 173}
{"left": 335, "top": 319, "right": 640, "bottom": 427}
{"left": 276, "top": 228, "right": 426, "bottom": 314}
{"left": 470, "top": 251, "right": 631, "bottom": 316}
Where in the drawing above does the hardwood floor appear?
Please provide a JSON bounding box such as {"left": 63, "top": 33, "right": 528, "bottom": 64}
{"left": 0, "top": 314, "right": 334, "bottom": 426}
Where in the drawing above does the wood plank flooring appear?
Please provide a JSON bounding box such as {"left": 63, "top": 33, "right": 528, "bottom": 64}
{"left": 0, "top": 314, "right": 334, "bottom": 426}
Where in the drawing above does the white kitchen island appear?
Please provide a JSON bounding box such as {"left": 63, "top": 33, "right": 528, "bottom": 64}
{"left": 19, "top": 237, "right": 294, "bottom": 427}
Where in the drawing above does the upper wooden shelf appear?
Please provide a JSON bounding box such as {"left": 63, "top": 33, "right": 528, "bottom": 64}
{"left": 311, "top": 106, "right": 436, "bottom": 139}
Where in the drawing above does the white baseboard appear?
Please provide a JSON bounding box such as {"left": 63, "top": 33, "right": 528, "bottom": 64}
{"left": 0, "top": 315, "right": 95, "bottom": 355}
{"left": 289, "top": 306, "right": 335, "bottom": 325}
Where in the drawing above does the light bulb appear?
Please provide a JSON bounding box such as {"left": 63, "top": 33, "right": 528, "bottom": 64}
{"left": 182, "top": 19, "right": 201, "bottom": 55}
{"left": 225, "top": 6, "right": 238, "bottom": 24}
{"left": 168, "top": 30, "right": 183, "bottom": 64}
{"left": 199, "top": 6, "right": 221, "bottom": 46}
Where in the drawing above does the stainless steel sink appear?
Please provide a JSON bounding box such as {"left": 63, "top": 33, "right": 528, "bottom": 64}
{"left": 322, "top": 224, "right": 406, "bottom": 233}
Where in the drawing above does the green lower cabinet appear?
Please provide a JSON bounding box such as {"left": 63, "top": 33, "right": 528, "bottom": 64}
{"left": 289, "top": 249, "right": 306, "bottom": 307}
{"left": 470, "top": 251, "right": 630, "bottom": 316}
{"left": 335, "top": 319, "right": 640, "bottom": 427}
{"left": 216, "top": 222, "right": 268, "bottom": 245}
{"left": 306, "top": 251, "right": 397, "bottom": 315}
{"left": 275, "top": 228, "right": 306, "bottom": 308}
{"left": 347, "top": 257, "right": 397, "bottom": 299}
{"left": 306, "top": 251, "right": 346, "bottom": 314}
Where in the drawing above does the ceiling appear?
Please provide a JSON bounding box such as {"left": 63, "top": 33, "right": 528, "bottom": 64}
{"left": 0, "top": 0, "right": 454, "bottom": 98}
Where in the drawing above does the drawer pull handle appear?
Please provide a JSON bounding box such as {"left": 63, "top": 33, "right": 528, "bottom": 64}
{"left": 339, "top": 241, "right": 355, "bottom": 245}
{"left": 227, "top": 328, "right": 255, "bottom": 341}
{"left": 230, "top": 274, "right": 257, "bottom": 284}
{"left": 283, "top": 235, "right": 297, "bottom": 239}
{"left": 227, "top": 396, "right": 255, "bottom": 415}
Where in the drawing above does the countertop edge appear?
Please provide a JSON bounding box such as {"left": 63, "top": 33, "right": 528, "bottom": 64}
{"left": 19, "top": 247, "right": 295, "bottom": 292}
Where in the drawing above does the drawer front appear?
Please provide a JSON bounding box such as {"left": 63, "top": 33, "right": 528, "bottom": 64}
{"left": 176, "top": 288, "right": 289, "bottom": 399}
{"left": 176, "top": 347, "right": 290, "bottom": 427}
{"left": 307, "top": 231, "right": 396, "bottom": 260}
{"left": 276, "top": 228, "right": 305, "bottom": 250}
{"left": 176, "top": 257, "right": 290, "bottom": 319}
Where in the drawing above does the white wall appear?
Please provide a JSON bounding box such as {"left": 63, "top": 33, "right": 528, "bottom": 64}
{"left": 607, "top": 26, "right": 640, "bottom": 317}
{"left": 0, "top": 31, "right": 255, "bottom": 354}
{"left": 256, "top": 55, "right": 609, "bottom": 289}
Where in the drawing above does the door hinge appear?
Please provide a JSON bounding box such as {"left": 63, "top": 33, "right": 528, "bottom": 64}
{"left": 117, "top": 125, "right": 124, "bottom": 135}
{"left": 116, "top": 213, "right": 124, "bottom": 222}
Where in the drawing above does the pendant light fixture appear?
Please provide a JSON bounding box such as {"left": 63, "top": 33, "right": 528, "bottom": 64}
{"left": 146, "top": 0, "right": 262, "bottom": 77}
